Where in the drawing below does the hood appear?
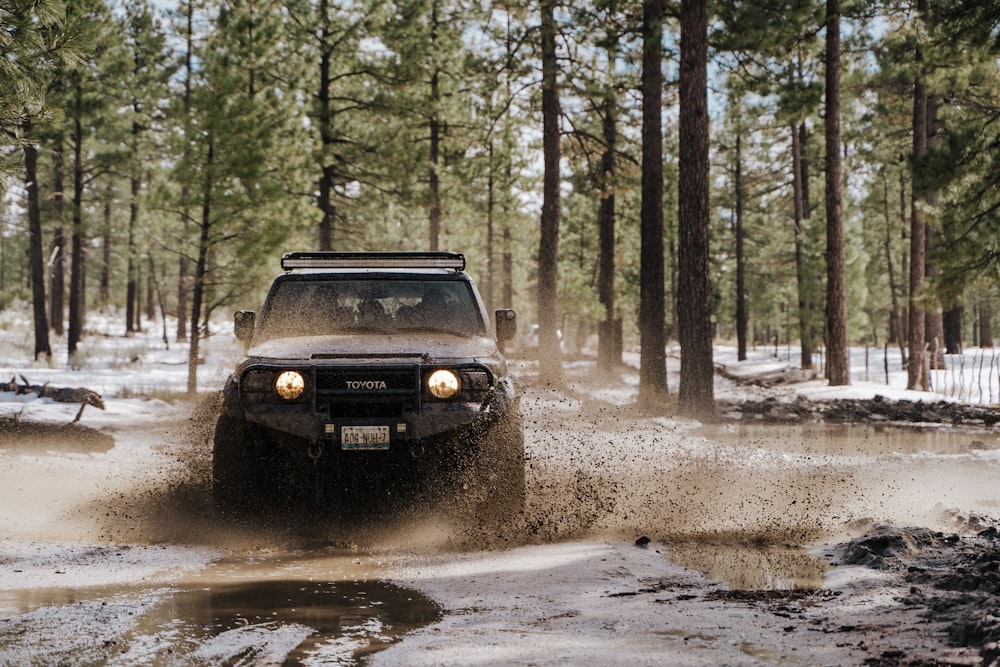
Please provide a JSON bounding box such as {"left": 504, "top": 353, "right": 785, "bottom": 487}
{"left": 245, "top": 333, "right": 502, "bottom": 364}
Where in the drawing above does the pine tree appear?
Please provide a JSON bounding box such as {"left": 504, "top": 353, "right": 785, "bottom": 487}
{"left": 56, "top": 0, "right": 124, "bottom": 362}
{"left": 2, "top": 0, "right": 83, "bottom": 360}
{"left": 677, "top": 0, "right": 714, "bottom": 413}
{"left": 639, "top": 0, "right": 666, "bottom": 397}
{"left": 907, "top": 0, "right": 930, "bottom": 390}
{"left": 282, "top": 0, "right": 384, "bottom": 250}
{"left": 121, "top": 0, "right": 174, "bottom": 336}
{"left": 537, "top": 0, "right": 562, "bottom": 383}
{"left": 166, "top": 0, "right": 294, "bottom": 393}
{"left": 824, "top": 0, "right": 850, "bottom": 385}
{"left": 714, "top": 0, "right": 824, "bottom": 371}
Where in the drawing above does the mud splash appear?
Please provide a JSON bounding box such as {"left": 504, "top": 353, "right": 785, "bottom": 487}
{"left": 8, "top": 376, "right": 1000, "bottom": 597}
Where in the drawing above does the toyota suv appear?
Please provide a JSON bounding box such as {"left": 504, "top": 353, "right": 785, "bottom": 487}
{"left": 213, "top": 251, "right": 523, "bottom": 519}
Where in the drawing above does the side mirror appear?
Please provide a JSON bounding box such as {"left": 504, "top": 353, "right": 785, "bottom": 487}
{"left": 234, "top": 310, "right": 256, "bottom": 344}
{"left": 495, "top": 309, "right": 517, "bottom": 342}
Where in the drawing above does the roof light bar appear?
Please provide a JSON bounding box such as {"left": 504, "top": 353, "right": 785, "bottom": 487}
{"left": 281, "top": 251, "right": 466, "bottom": 271}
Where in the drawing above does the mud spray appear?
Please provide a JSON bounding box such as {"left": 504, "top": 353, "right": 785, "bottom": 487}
{"left": 6, "top": 369, "right": 997, "bottom": 589}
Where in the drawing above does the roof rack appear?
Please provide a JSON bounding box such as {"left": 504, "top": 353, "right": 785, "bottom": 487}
{"left": 281, "top": 251, "right": 466, "bottom": 272}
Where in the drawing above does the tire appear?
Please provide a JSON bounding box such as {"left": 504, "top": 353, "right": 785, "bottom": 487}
{"left": 212, "top": 413, "right": 262, "bottom": 515}
{"left": 471, "top": 411, "right": 526, "bottom": 528}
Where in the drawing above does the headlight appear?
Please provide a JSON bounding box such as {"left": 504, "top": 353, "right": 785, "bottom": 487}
{"left": 427, "top": 369, "right": 460, "bottom": 399}
{"left": 275, "top": 370, "right": 305, "bottom": 400}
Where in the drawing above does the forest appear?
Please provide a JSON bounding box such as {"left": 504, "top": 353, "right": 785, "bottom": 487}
{"left": 2, "top": 0, "right": 1000, "bottom": 412}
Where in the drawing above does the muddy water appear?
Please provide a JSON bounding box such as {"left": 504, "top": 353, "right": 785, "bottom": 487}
{"left": 0, "top": 550, "right": 440, "bottom": 665}
{"left": 128, "top": 551, "right": 441, "bottom": 666}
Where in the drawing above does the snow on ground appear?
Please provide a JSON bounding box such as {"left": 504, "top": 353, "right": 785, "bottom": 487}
{"left": 711, "top": 344, "right": 1000, "bottom": 404}
{"left": 0, "top": 309, "right": 239, "bottom": 426}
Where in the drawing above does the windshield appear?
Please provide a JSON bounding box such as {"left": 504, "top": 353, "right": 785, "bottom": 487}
{"left": 256, "top": 278, "right": 486, "bottom": 341}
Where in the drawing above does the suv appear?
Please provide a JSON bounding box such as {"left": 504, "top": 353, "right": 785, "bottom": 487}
{"left": 213, "top": 251, "right": 523, "bottom": 519}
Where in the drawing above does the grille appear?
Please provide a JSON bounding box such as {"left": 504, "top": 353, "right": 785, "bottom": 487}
{"left": 316, "top": 366, "right": 419, "bottom": 418}
{"left": 315, "top": 367, "right": 418, "bottom": 392}
{"left": 327, "top": 401, "right": 407, "bottom": 419}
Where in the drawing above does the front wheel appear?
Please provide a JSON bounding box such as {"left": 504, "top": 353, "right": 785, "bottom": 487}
{"left": 468, "top": 412, "right": 526, "bottom": 531}
{"left": 212, "top": 413, "right": 264, "bottom": 515}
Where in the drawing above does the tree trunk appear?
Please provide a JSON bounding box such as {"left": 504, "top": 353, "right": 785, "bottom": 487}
{"left": 501, "top": 15, "right": 515, "bottom": 313}
{"left": 50, "top": 238, "right": 66, "bottom": 338}
{"left": 537, "top": 0, "right": 561, "bottom": 383}
{"left": 177, "top": 248, "right": 190, "bottom": 342}
{"left": 924, "top": 96, "right": 946, "bottom": 368}
{"left": 429, "top": 75, "right": 442, "bottom": 251}
{"left": 50, "top": 141, "right": 65, "bottom": 337}
{"left": 126, "top": 165, "right": 140, "bottom": 336}
{"left": 100, "top": 180, "right": 112, "bottom": 308}
{"left": 924, "top": 93, "right": 944, "bottom": 369}
{"left": 907, "top": 0, "right": 929, "bottom": 390}
{"left": 177, "top": 0, "right": 194, "bottom": 343}
{"left": 668, "top": 221, "right": 677, "bottom": 341}
{"left": 485, "top": 141, "right": 496, "bottom": 312}
{"left": 639, "top": 0, "right": 666, "bottom": 395}
{"left": 677, "top": 0, "right": 714, "bottom": 414}
{"left": 881, "top": 171, "right": 902, "bottom": 346}
{"left": 126, "top": 49, "right": 147, "bottom": 328}
{"left": 502, "top": 227, "right": 513, "bottom": 309}
{"left": 188, "top": 136, "right": 214, "bottom": 396}
{"left": 317, "top": 0, "right": 334, "bottom": 251}
{"left": 943, "top": 306, "right": 962, "bottom": 354}
{"left": 428, "top": 0, "right": 442, "bottom": 251}
{"left": 134, "top": 264, "right": 143, "bottom": 332}
{"left": 597, "top": 89, "right": 618, "bottom": 372}
{"left": 824, "top": 0, "right": 850, "bottom": 386}
{"left": 792, "top": 123, "right": 814, "bottom": 369}
{"left": 23, "top": 122, "right": 52, "bottom": 360}
{"left": 735, "top": 132, "right": 747, "bottom": 362}
{"left": 145, "top": 265, "right": 155, "bottom": 322}
{"left": 979, "top": 297, "right": 993, "bottom": 348}
{"left": 68, "top": 82, "right": 86, "bottom": 362}
{"left": 799, "top": 124, "right": 811, "bottom": 218}
{"left": 149, "top": 255, "right": 169, "bottom": 347}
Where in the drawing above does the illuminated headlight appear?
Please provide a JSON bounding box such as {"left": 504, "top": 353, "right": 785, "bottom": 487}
{"left": 427, "top": 369, "right": 460, "bottom": 399}
{"left": 275, "top": 371, "right": 305, "bottom": 400}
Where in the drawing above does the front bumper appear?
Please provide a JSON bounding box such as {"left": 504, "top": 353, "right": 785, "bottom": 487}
{"left": 222, "top": 369, "right": 517, "bottom": 449}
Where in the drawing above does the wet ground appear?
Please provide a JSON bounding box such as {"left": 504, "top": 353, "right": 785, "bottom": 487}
{"left": 1, "top": 364, "right": 999, "bottom": 664}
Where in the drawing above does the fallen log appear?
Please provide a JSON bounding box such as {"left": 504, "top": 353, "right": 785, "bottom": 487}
{"left": 2, "top": 375, "right": 105, "bottom": 422}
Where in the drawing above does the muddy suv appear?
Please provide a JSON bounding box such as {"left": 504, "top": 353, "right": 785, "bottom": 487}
{"left": 213, "top": 251, "right": 523, "bottom": 517}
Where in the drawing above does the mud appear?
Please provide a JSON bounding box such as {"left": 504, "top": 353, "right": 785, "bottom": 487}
{"left": 0, "top": 418, "right": 114, "bottom": 453}
{"left": 722, "top": 394, "right": 1000, "bottom": 427}
{"left": 835, "top": 525, "right": 1000, "bottom": 666}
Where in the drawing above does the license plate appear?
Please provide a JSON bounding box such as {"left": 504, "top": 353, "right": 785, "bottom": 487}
{"left": 340, "top": 425, "right": 390, "bottom": 450}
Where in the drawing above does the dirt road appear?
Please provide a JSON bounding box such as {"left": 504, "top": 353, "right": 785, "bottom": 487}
{"left": 1, "top": 366, "right": 999, "bottom": 665}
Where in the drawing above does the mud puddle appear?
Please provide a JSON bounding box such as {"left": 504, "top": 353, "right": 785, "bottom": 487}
{"left": 696, "top": 421, "right": 1000, "bottom": 457}
{"left": 663, "top": 542, "right": 827, "bottom": 589}
{"left": 0, "top": 549, "right": 441, "bottom": 665}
